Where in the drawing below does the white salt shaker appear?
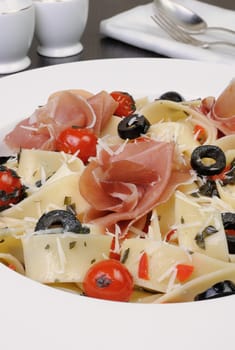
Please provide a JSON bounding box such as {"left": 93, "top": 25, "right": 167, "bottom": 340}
{"left": 0, "top": 0, "right": 35, "bottom": 74}
{"left": 34, "top": 0, "right": 89, "bottom": 58}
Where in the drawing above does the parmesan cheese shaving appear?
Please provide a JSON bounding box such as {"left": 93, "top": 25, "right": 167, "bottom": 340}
{"left": 56, "top": 237, "right": 67, "bottom": 274}
{"left": 20, "top": 125, "right": 39, "bottom": 132}
{"left": 97, "top": 138, "right": 114, "bottom": 156}
{"left": 113, "top": 139, "right": 128, "bottom": 155}
{"left": 40, "top": 166, "right": 47, "bottom": 186}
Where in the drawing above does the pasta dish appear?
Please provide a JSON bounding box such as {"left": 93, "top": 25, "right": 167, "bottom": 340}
{"left": 0, "top": 79, "right": 235, "bottom": 303}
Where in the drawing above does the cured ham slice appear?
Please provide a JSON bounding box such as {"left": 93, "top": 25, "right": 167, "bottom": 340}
{"left": 4, "top": 89, "right": 118, "bottom": 152}
{"left": 214, "top": 79, "right": 235, "bottom": 118}
{"left": 79, "top": 140, "right": 192, "bottom": 235}
{"left": 88, "top": 91, "right": 118, "bottom": 135}
{"left": 200, "top": 79, "right": 235, "bottom": 135}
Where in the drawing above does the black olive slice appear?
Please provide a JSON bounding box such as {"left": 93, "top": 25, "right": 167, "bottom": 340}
{"left": 117, "top": 114, "right": 150, "bottom": 140}
{"left": 222, "top": 212, "right": 235, "bottom": 229}
{"left": 0, "top": 156, "right": 13, "bottom": 165}
{"left": 159, "top": 91, "right": 184, "bottom": 102}
{"left": 35, "top": 209, "right": 89, "bottom": 233}
{"left": 194, "top": 280, "right": 235, "bottom": 301}
{"left": 198, "top": 179, "right": 219, "bottom": 198}
{"left": 190, "top": 145, "right": 226, "bottom": 176}
{"left": 225, "top": 236, "right": 235, "bottom": 255}
{"left": 222, "top": 212, "right": 235, "bottom": 254}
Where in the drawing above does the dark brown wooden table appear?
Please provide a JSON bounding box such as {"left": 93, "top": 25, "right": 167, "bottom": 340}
{"left": 1, "top": 0, "right": 234, "bottom": 76}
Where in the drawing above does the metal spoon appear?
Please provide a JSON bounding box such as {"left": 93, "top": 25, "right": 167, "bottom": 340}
{"left": 154, "top": 0, "right": 235, "bottom": 35}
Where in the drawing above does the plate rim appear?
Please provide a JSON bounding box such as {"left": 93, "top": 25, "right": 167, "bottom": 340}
{"left": 0, "top": 57, "right": 234, "bottom": 350}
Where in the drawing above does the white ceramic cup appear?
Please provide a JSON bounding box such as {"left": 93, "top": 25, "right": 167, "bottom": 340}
{"left": 34, "top": 0, "right": 89, "bottom": 58}
{"left": 0, "top": 1, "right": 35, "bottom": 74}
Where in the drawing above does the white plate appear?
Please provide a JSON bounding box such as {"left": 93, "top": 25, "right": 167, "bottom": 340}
{"left": 0, "top": 58, "right": 234, "bottom": 350}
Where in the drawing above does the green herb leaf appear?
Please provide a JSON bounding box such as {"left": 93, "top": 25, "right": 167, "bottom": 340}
{"left": 121, "top": 248, "right": 130, "bottom": 264}
{"left": 69, "top": 241, "right": 76, "bottom": 249}
{"left": 64, "top": 196, "right": 72, "bottom": 206}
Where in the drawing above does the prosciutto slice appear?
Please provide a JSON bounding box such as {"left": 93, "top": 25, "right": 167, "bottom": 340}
{"left": 4, "top": 90, "right": 118, "bottom": 152}
{"left": 79, "top": 140, "right": 192, "bottom": 235}
{"left": 200, "top": 79, "right": 235, "bottom": 135}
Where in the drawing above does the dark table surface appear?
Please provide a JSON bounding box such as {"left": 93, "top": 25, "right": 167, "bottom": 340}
{"left": 1, "top": 0, "right": 235, "bottom": 77}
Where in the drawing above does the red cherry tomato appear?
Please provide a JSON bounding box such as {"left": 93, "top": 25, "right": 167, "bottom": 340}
{"left": 138, "top": 252, "right": 149, "bottom": 280}
{"left": 109, "top": 237, "right": 121, "bottom": 260}
{"left": 110, "top": 91, "right": 136, "bottom": 117}
{"left": 55, "top": 127, "right": 97, "bottom": 164}
{"left": 176, "top": 264, "right": 194, "bottom": 282}
{"left": 83, "top": 259, "right": 134, "bottom": 302}
{"left": 0, "top": 165, "right": 25, "bottom": 210}
{"left": 210, "top": 164, "right": 230, "bottom": 181}
{"left": 165, "top": 228, "right": 177, "bottom": 242}
{"left": 193, "top": 124, "right": 207, "bottom": 144}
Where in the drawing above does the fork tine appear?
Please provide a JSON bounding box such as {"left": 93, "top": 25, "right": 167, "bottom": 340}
{"left": 152, "top": 9, "right": 198, "bottom": 45}
{"left": 157, "top": 7, "right": 195, "bottom": 43}
{"left": 152, "top": 9, "right": 235, "bottom": 49}
{"left": 151, "top": 14, "right": 186, "bottom": 43}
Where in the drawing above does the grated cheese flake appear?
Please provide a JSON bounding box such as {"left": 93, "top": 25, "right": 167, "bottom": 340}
{"left": 40, "top": 166, "right": 47, "bottom": 186}
{"left": 114, "top": 139, "right": 128, "bottom": 155}
{"left": 97, "top": 138, "right": 114, "bottom": 156}
{"left": 56, "top": 237, "right": 67, "bottom": 274}
{"left": 20, "top": 125, "right": 39, "bottom": 132}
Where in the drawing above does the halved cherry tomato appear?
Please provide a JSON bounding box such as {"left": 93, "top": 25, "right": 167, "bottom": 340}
{"left": 83, "top": 259, "right": 134, "bottom": 302}
{"left": 109, "top": 237, "right": 121, "bottom": 261}
{"left": 138, "top": 252, "right": 149, "bottom": 280}
{"left": 8, "top": 263, "right": 16, "bottom": 271}
{"left": 55, "top": 127, "right": 97, "bottom": 164}
{"left": 165, "top": 228, "right": 177, "bottom": 242}
{"left": 110, "top": 91, "right": 136, "bottom": 117}
{"left": 210, "top": 164, "right": 230, "bottom": 181}
{"left": 0, "top": 165, "right": 25, "bottom": 211}
{"left": 176, "top": 264, "right": 194, "bottom": 282}
{"left": 193, "top": 124, "right": 207, "bottom": 144}
{"left": 132, "top": 136, "right": 151, "bottom": 144}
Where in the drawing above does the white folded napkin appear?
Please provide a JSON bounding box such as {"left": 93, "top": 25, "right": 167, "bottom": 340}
{"left": 100, "top": 0, "right": 235, "bottom": 64}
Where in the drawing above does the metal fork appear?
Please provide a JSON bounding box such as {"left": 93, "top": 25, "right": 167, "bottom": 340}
{"left": 151, "top": 8, "right": 235, "bottom": 49}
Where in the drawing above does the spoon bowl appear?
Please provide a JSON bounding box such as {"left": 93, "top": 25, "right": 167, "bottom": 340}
{"left": 154, "top": 0, "right": 235, "bottom": 35}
